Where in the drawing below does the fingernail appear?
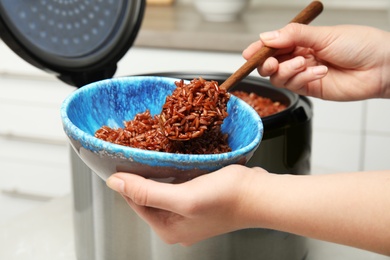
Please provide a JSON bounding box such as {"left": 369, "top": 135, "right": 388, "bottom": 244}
{"left": 260, "top": 30, "right": 279, "bottom": 41}
{"left": 106, "top": 176, "right": 125, "bottom": 193}
{"left": 312, "top": 65, "right": 328, "bottom": 76}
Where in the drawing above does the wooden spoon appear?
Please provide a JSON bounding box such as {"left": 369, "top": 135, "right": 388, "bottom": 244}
{"left": 219, "top": 0, "right": 324, "bottom": 91}
{"left": 162, "top": 1, "right": 324, "bottom": 141}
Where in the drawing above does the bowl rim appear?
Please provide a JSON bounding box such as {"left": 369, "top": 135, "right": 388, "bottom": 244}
{"left": 60, "top": 76, "right": 263, "bottom": 164}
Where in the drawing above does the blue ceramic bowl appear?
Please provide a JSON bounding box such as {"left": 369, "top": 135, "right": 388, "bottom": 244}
{"left": 61, "top": 76, "right": 263, "bottom": 183}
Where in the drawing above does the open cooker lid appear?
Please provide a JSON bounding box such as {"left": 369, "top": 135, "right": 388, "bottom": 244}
{"left": 0, "top": 0, "right": 145, "bottom": 87}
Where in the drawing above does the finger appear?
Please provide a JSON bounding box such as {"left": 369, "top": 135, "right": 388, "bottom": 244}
{"left": 269, "top": 56, "right": 307, "bottom": 88}
{"left": 121, "top": 193, "right": 182, "bottom": 225}
{"left": 258, "top": 57, "right": 279, "bottom": 77}
{"left": 283, "top": 65, "right": 328, "bottom": 96}
{"left": 260, "top": 24, "right": 329, "bottom": 50}
{"left": 243, "top": 40, "right": 295, "bottom": 61}
{"left": 242, "top": 40, "right": 264, "bottom": 60}
{"left": 107, "top": 173, "right": 188, "bottom": 212}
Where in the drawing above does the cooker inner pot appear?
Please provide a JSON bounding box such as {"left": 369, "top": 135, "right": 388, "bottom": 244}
{"left": 136, "top": 72, "right": 301, "bottom": 127}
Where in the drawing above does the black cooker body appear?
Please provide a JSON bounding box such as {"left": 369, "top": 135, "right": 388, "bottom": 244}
{"left": 229, "top": 75, "right": 313, "bottom": 175}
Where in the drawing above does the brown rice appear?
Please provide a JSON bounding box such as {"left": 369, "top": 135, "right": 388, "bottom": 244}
{"left": 231, "top": 91, "right": 286, "bottom": 117}
{"left": 95, "top": 78, "right": 232, "bottom": 154}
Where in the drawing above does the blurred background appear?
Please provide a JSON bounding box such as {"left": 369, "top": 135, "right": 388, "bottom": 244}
{"left": 0, "top": 1, "right": 389, "bottom": 257}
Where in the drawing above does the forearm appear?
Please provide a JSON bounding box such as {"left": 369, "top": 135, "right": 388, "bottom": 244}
{"left": 245, "top": 170, "right": 390, "bottom": 255}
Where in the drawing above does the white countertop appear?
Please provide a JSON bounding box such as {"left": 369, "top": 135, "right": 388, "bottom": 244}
{"left": 0, "top": 195, "right": 389, "bottom": 260}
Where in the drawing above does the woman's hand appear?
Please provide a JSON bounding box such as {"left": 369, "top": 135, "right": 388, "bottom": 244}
{"left": 106, "top": 165, "right": 270, "bottom": 246}
{"left": 243, "top": 24, "right": 390, "bottom": 101}
{"left": 107, "top": 166, "right": 390, "bottom": 255}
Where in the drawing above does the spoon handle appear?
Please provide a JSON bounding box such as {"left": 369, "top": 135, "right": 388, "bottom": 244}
{"left": 219, "top": 1, "right": 324, "bottom": 91}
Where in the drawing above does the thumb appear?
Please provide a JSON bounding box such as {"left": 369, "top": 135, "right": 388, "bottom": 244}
{"left": 106, "top": 173, "right": 186, "bottom": 212}
{"left": 260, "top": 23, "right": 330, "bottom": 51}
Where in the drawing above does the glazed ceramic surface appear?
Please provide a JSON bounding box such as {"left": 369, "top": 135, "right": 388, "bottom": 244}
{"left": 61, "top": 76, "right": 263, "bottom": 182}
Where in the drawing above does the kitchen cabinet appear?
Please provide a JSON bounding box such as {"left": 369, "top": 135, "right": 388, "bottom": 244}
{"left": 0, "top": 48, "right": 74, "bottom": 199}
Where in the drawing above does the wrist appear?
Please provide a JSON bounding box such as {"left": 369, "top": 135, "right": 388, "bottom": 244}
{"left": 233, "top": 169, "right": 291, "bottom": 230}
